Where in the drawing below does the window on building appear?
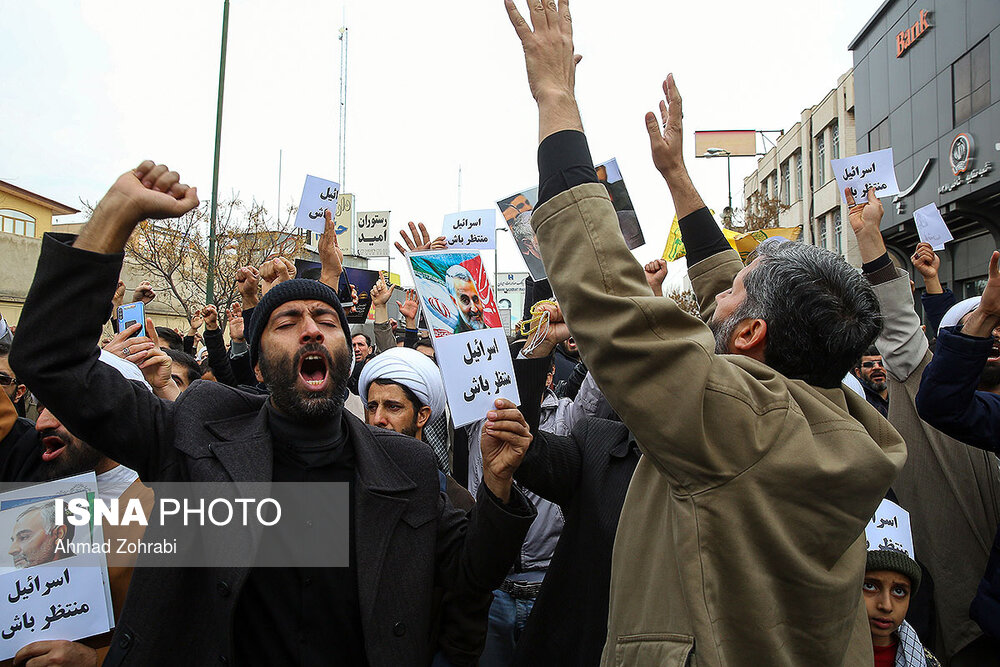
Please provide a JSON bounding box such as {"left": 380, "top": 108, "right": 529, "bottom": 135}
{"left": 954, "top": 37, "right": 990, "bottom": 124}
{"left": 831, "top": 123, "right": 840, "bottom": 160}
{"left": 780, "top": 161, "right": 791, "bottom": 205}
{"left": 0, "top": 209, "right": 36, "bottom": 238}
{"left": 816, "top": 133, "right": 826, "bottom": 184}
{"left": 819, "top": 218, "right": 828, "bottom": 249}
{"left": 869, "top": 117, "right": 891, "bottom": 152}
{"left": 796, "top": 153, "right": 803, "bottom": 200}
{"left": 833, "top": 209, "right": 842, "bottom": 255}
{"left": 964, "top": 277, "right": 988, "bottom": 299}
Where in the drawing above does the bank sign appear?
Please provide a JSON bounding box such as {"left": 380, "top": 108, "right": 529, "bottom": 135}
{"left": 896, "top": 10, "right": 931, "bottom": 57}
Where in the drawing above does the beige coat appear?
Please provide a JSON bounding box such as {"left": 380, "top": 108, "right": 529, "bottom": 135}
{"left": 530, "top": 183, "right": 906, "bottom": 666}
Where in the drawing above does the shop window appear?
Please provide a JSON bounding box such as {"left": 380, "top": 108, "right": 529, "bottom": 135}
{"left": 954, "top": 37, "right": 990, "bottom": 125}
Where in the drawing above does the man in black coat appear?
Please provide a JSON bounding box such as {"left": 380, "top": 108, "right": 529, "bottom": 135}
{"left": 502, "top": 310, "right": 640, "bottom": 667}
{"left": 10, "top": 161, "right": 536, "bottom": 667}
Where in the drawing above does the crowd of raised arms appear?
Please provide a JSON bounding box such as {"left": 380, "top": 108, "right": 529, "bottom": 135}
{"left": 0, "top": 2, "right": 998, "bottom": 666}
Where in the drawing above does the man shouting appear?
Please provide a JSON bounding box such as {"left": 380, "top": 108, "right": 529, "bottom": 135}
{"left": 10, "top": 161, "right": 536, "bottom": 666}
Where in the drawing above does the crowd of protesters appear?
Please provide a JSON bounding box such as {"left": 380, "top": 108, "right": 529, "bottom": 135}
{"left": 0, "top": 2, "right": 998, "bottom": 666}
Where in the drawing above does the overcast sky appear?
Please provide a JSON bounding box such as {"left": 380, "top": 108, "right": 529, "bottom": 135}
{"left": 3, "top": 0, "right": 882, "bottom": 288}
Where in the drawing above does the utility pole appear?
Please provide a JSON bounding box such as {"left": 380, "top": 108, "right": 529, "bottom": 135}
{"left": 206, "top": 0, "right": 231, "bottom": 305}
{"left": 338, "top": 25, "right": 349, "bottom": 189}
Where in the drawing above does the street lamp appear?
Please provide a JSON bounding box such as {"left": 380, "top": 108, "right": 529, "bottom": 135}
{"left": 494, "top": 227, "right": 508, "bottom": 297}
{"left": 705, "top": 147, "right": 733, "bottom": 216}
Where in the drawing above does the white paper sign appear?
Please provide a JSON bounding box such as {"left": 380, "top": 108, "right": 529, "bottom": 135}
{"left": 864, "top": 498, "right": 915, "bottom": 559}
{"left": 0, "top": 472, "right": 113, "bottom": 660}
{"left": 0, "top": 556, "right": 112, "bottom": 660}
{"left": 913, "top": 203, "right": 954, "bottom": 251}
{"left": 433, "top": 329, "right": 520, "bottom": 427}
{"left": 832, "top": 148, "right": 900, "bottom": 204}
{"left": 293, "top": 175, "right": 341, "bottom": 234}
{"left": 356, "top": 211, "right": 391, "bottom": 258}
{"left": 443, "top": 210, "right": 497, "bottom": 250}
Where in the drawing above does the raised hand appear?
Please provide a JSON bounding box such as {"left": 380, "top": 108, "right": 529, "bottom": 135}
{"left": 504, "top": 0, "right": 577, "bottom": 103}
{"left": 227, "top": 303, "right": 245, "bottom": 342}
{"left": 643, "top": 259, "right": 669, "bottom": 296}
{"left": 201, "top": 304, "right": 220, "bottom": 331}
{"left": 187, "top": 311, "right": 204, "bottom": 335}
{"left": 845, "top": 187, "right": 887, "bottom": 264}
{"left": 235, "top": 265, "right": 260, "bottom": 309}
{"left": 911, "top": 242, "right": 941, "bottom": 279}
{"left": 112, "top": 280, "right": 127, "bottom": 311}
{"left": 131, "top": 280, "right": 156, "bottom": 305}
{"left": 481, "top": 398, "right": 533, "bottom": 503}
{"left": 960, "top": 251, "right": 1000, "bottom": 338}
{"left": 319, "top": 209, "right": 344, "bottom": 288}
{"left": 76, "top": 161, "right": 199, "bottom": 255}
{"left": 521, "top": 301, "right": 572, "bottom": 358}
{"left": 646, "top": 75, "right": 685, "bottom": 179}
{"left": 396, "top": 289, "right": 420, "bottom": 328}
{"left": 259, "top": 257, "right": 296, "bottom": 295}
{"left": 348, "top": 285, "right": 359, "bottom": 314}
{"left": 371, "top": 275, "right": 395, "bottom": 307}
{"left": 395, "top": 222, "right": 446, "bottom": 257}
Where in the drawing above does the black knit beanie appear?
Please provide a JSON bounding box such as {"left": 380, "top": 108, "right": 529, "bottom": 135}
{"left": 248, "top": 279, "right": 350, "bottom": 368}
{"left": 866, "top": 550, "right": 922, "bottom": 594}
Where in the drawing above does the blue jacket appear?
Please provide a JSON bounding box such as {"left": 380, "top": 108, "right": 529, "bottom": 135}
{"left": 915, "top": 326, "right": 1000, "bottom": 640}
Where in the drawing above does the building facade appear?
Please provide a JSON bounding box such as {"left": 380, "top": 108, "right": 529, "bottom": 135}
{"left": 742, "top": 71, "right": 861, "bottom": 264}
{"left": 850, "top": 0, "right": 1000, "bottom": 301}
{"left": 0, "top": 180, "right": 78, "bottom": 240}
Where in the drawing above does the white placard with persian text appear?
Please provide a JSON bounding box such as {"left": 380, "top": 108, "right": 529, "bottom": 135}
{"left": 832, "top": 148, "right": 900, "bottom": 204}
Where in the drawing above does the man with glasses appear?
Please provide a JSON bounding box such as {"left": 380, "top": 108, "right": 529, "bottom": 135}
{"left": 0, "top": 340, "right": 28, "bottom": 418}
{"left": 852, "top": 346, "right": 889, "bottom": 417}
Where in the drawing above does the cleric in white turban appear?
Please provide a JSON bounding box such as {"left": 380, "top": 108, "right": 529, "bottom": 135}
{"left": 358, "top": 347, "right": 446, "bottom": 439}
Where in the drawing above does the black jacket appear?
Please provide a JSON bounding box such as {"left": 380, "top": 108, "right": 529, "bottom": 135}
{"left": 10, "top": 234, "right": 536, "bottom": 667}
{"left": 509, "top": 353, "right": 639, "bottom": 667}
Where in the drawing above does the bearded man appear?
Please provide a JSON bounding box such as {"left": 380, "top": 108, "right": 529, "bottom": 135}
{"left": 10, "top": 160, "right": 536, "bottom": 667}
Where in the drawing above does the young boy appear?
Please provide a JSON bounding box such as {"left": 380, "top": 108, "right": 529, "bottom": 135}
{"left": 864, "top": 547, "right": 941, "bottom": 666}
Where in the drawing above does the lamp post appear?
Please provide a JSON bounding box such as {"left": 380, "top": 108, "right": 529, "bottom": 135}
{"left": 205, "top": 0, "right": 231, "bottom": 305}
{"left": 494, "top": 227, "right": 508, "bottom": 297}
{"left": 706, "top": 147, "right": 733, "bottom": 215}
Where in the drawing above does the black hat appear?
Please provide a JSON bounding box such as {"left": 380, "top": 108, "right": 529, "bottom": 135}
{"left": 248, "top": 279, "right": 350, "bottom": 368}
{"left": 866, "top": 550, "right": 921, "bottom": 593}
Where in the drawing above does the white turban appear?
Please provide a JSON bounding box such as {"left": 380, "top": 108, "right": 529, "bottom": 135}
{"left": 939, "top": 296, "right": 981, "bottom": 334}
{"left": 358, "top": 348, "right": 446, "bottom": 420}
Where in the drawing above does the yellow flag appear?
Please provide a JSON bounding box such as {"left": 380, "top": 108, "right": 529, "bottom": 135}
{"left": 725, "top": 226, "right": 803, "bottom": 263}
{"left": 662, "top": 215, "right": 686, "bottom": 261}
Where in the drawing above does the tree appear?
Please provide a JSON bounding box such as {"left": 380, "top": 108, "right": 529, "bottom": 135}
{"left": 85, "top": 195, "right": 303, "bottom": 319}
{"left": 724, "top": 191, "right": 791, "bottom": 232}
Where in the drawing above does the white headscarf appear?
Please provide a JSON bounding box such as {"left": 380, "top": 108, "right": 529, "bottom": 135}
{"left": 0, "top": 313, "right": 11, "bottom": 346}
{"left": 358, "top": 348, "right": 446, "bottom": 419}
{"left": 939, "top": 296, "right": 981, "bottom": 334}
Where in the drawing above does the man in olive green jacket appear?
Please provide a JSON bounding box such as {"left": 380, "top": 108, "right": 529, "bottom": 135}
{"left": 504, "top": 2, "right": 906, "bottom": 664}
